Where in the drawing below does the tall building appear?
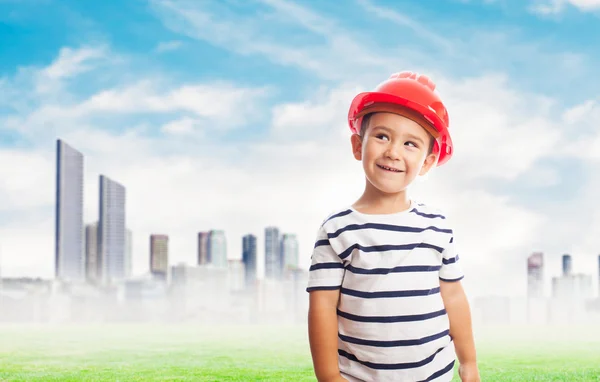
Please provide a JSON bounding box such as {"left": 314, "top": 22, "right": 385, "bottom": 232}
{"left": 527, "top": 252, "right": 544, "bottom": 298}
{"left": 99, "top": 175, "right": 126, "bottom": 284}
{"left": 208, "top": 230, "right": 227, "bottom": 268}
{"left": 552, "top": 273, "right": 593, "bottom": 300}
{"left": 198, "top": 232, "right": 210, "bottom": 265}
{"left": 281, "top": 234, "right": 299, "bottom": 273}
{"left": 242, "top": 234, "right": 257, "bottom": 286}
{"left": 150, "top": 234, "right": 169, "bottom": 279}
{"left": 85, "top": 222, "right": 99, "bottom": 283}
{"left": 55, "top": 139, "right": 85, "bottom": 282}
{"left": 265, "top": 227, "right": 280, "bottom": 280}
{"left": 125, "top": 229, "right": 132, "bottom": 278}
{"left": 562, "top": 254, "right": 572, "bottom": 276}
{"left": 228, "top": 259, "right": 245, "bottom": 292}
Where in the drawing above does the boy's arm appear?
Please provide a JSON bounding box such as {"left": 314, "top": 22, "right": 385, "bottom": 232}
{"left": 440, "top": 280, "right": 479, "bottom": 380}
{"left": 308, "top": 289, "right": 347, "bottom": 382}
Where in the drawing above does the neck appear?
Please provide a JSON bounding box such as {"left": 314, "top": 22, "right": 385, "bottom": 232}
{"left": 352, "top": 180, "right": 411, "bottom": 214}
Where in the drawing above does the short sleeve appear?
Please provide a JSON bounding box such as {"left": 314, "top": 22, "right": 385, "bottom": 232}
{"left": 306, "top": 226, "right": 345, "bottom": 292}
{"left": 439, "top": 236, "right": 464, "bottom": 282}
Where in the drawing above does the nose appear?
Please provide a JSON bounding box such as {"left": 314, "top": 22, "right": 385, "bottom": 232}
{"left": 385, "top": 142, "right": 402, "bottom": 160}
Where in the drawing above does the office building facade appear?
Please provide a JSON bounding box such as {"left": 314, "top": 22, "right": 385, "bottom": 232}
{"left": 99, "top": 175, "right": 126, "bottom": 284}
{"left": 55, "top": 139, "right": 85, "bottom": 282}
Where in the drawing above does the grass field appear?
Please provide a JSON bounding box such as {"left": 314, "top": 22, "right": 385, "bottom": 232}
{"left": 1, "top": 323, "right": 599, "bottom": 381}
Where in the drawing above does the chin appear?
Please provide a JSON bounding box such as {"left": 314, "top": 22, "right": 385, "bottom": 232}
{"left": 369, "top": 181, "right": 408, "bottom": 195}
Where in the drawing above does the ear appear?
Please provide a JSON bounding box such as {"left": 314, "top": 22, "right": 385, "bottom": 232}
{"left": 419, "top": 152, "right": 437, "bottom": 176}
{"left": 350, "top": 134, "right": 362, "bottom": 161}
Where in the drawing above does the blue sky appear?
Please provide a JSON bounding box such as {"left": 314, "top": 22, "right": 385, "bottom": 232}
{"left": 1, "top": 0, "right": 600, "bottom": 297}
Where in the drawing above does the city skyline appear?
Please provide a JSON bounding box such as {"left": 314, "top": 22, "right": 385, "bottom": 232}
{"left": 2, "top": 1, "right": 600, "bottom": 299}
{"left": 2, "top": 136, "right": 600, "bottom": 297}
{"left": 49, "top": 139, "right": 306, "bottom": 285}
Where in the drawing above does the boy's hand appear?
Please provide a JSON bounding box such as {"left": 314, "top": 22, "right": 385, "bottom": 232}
{"left": 458, "top": 362, "right": 480, "bottom": 382}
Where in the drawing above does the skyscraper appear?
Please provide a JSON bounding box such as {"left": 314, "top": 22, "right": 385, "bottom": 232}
{"left": 208, "top": 230, "right": 227, "bottom": 268}
{"left": 55, "top": 139, "right": 85, "bottom": 282}
{"left": 198, "top": 232, "right": 210, "bottom": 265}
{"left": 281, "top": 234, "right": 299, "bottom": 273}
{"left": 242, "top": 234, "right": 257, "bottom": 286}
{"left": 527, "top": 252, "right": 544, "bottom": 298}
{"left": 85, "top": 222, "right": 99, "bottom": 283}
{"left": 562, "top": 254, "right": 572, "bottom": 276}
{"left": 150, "top": 234, "right": 169, "bottom": 279}
{"left": 99, "top": 175, "right": 126, "bottom": 284}
{"left": 125, "top": 229, "right": 132, "bottom": 278}
{"left": 265, "top": 227, "right": 280, "bottom": 279}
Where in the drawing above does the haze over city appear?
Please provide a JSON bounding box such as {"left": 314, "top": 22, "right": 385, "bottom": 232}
{"left": 2, "top": 0, "right": 600, "bottom": 319}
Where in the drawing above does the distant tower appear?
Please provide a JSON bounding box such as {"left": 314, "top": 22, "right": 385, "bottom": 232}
{"left": 562, "top": 254, "right": 572, "bottom": 276}
{"left": 125, "top": 229, "right": 132, "bottom": 278}
{"left": 265, "top": 227, "right": 280, "bottom": 279}
{"left": 55, "top": 139, "right": 85, "bottom": 282}
{"left": 527, "top": 252, "right": 544, "bottom": 298}
{"left": 208, "top": 230, "right": 227, "bottom": 268}
{"left": 150, "top": 234, "right": 169, "bottom": 279}
{"left": 98, "top": 175, "right": 126, "bottom": 284}
{"left": 281, "top": 234, "right": 299, "bottom": 277}
{"left": 242, "top": 234, "right": 257, "bottom": 287}
{"left": 85, "top": 222, "right": 99, "bottom": 283}
{"left": 197, "top": 232, "right": 210, "bottom": 265}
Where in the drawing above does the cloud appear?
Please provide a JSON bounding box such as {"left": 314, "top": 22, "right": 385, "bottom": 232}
{"left": 36, "top": 46, "right": 108, "bottom": 95}
{"left": 356, "top": 0, "right": 454, "bottom": 52}
{"left": 530, "top": 0, "right": 600, "bottom": 14}
{"left": 270, "top": 84, "right": 362, "bottom": 141}
{"left": 155, "top": 40, "right": 184, "bottom": 53}
{"left": 42, "top": 46, "right": 106, "bottom": 80}
{"left": 1, "top": 78, "right": 272, "bottom": 143}
{"left": 149, "top": 0, "right": 406, "bottom": 80}
{"left": 161, "top": 117, "right": 202, "bottom": 135}
{"left": 0, "top": 149, "right": 54, "bottom": 211}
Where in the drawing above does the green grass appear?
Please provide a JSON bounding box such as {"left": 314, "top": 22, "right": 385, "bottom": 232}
{"left": 0, "top": 324, "right": 599, "bottom": 381}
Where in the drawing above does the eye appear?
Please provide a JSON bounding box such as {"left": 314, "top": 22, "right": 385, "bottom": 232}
{"left": 375, "top": 134, "right": 390, "bottom": 141}
{"left": 405, "top": 141, "right": 418, "bottom": 148}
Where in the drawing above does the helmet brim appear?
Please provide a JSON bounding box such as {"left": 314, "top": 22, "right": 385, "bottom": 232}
{"left": 348, "top": 91, "right": 453, "bottom": 166}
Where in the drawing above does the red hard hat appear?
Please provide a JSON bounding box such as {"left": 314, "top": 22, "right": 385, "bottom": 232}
{"left": 348, "top": 71, "right": 453, "bottom": 166}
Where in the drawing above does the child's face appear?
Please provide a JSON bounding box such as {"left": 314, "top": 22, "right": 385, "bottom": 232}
{"left": 351, "top": 112, "right": 437, "bottom": 195}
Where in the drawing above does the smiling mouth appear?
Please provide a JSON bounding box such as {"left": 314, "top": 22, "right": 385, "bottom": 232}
{"left": 377, "top": 164, "right": 403, "bottom": 173}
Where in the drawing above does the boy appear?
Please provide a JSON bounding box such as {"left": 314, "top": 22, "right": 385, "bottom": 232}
{"left": 307, "top": 72, "right": 479, "bottom": 382}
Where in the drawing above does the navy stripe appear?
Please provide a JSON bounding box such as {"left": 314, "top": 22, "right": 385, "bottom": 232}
{"left": 442, "top": 255, "right": 459, "bottom": 264}
{"left": 339, "top": 242, "right": 443, "bottom": 259}
{"left": 306, "top": 285, "right": 341, "bottom": 292}
{"left": 337, "top": 308, "right": 446, "bottom": 323}
{"left": 339, "top": 329, "right": 449, "bottom": 347}
{"left": 440, "top": 275, "right": 464, "bottom": 282}
{"left": 338, "top": 347, "right": 445, "bottom": 370}
{"left": 341, "top": 287, "right": 440, "bottom": 299}
{"left": 449, "top": 237, "right": 454, "bottom": 243}
{"left": 314, "top": 239, "right": 330, "bottom": 248}
{"left": 322, "top": 209, "right": 352, "bottom": 225}
{"left": 418, "top": 360, "right": 455, "bottom": 382}
{"left": 410, "top": 208, "right": 446, "bottom": 219}
{"left": 346, "top": 264, "right": 441, "bottom": 274}
{"left": 310, "top": 262, "right": 344, "bottom": 271}
{"left": 329, "top": 223, "right": 452, "bottom": 239}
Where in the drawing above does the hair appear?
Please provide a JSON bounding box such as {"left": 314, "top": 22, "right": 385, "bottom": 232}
{"left": 360, "top": 112, "right": 436, "bottom": 155}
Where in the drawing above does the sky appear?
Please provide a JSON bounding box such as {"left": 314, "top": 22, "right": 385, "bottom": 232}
{"left": 1, "top": 0, "right": 600, "bottom": 298}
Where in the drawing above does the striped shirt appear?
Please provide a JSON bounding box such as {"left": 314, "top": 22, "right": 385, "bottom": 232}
{"left": 307, "top": 200, "right": 463, "bottom": 382}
